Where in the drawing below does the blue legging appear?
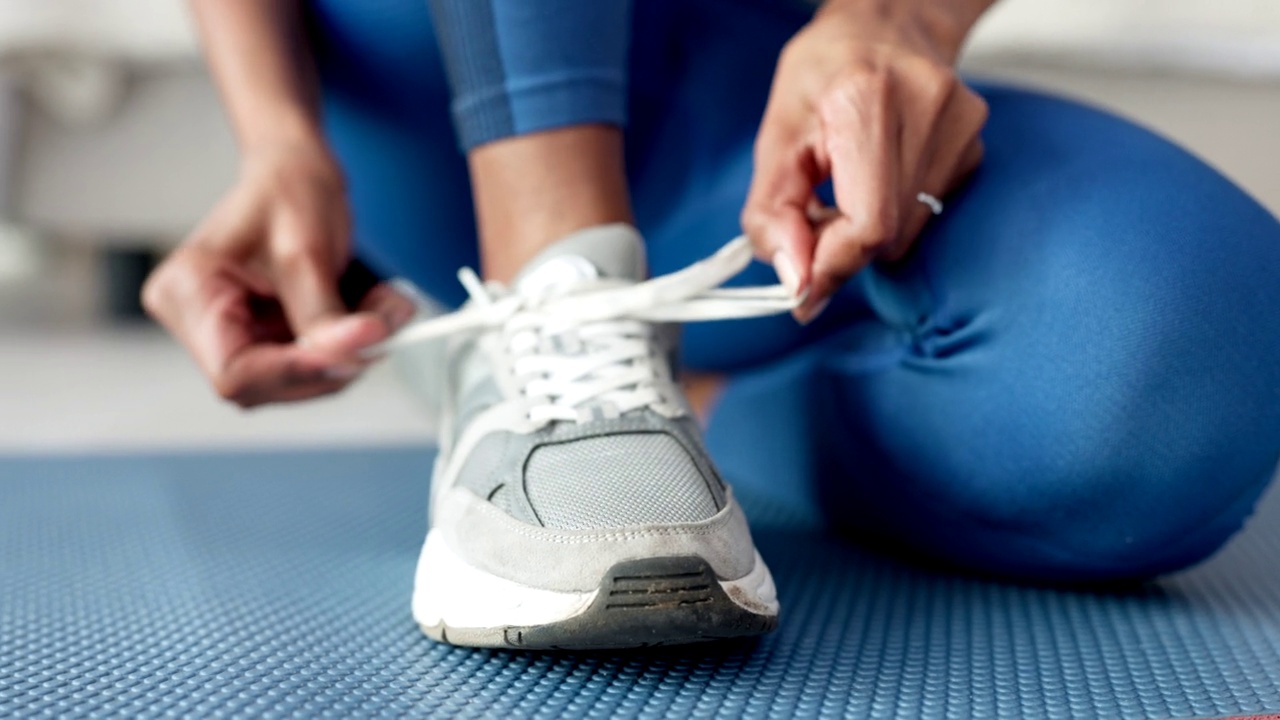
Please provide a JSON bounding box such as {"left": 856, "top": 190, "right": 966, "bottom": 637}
{"left": 305, "top": 0, "right": 1280, "bottom": 581}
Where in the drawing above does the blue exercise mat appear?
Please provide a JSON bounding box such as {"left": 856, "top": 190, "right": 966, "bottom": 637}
{"left": 2, "top": 447, "right": 1278, "bottom": 719}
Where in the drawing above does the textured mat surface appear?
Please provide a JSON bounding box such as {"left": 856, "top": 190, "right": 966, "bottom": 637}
{"left": 1, "top": 447, "right": 1279, "bottom": 719}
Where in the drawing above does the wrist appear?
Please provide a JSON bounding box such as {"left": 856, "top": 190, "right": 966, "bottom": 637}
{"left": 816, "top": 0, "right": 987, "bottom": 63}
{"left": 236, "top": 105, "right": 329, "bottom": 161}
{"left": 239, "top": 126, "right": 343, "bottom": 189}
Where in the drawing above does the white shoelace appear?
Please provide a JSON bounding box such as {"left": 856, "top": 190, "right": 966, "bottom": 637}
{"left": 375, "top": 235, "right": 799, "bottom": 424}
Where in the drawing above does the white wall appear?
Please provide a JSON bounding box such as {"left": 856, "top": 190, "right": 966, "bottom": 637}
{"left": 968, "top": 0, "right": 1280, "bottom": 77}
{"left": 0, "top": 1, "right": 196, "bottom": 61}
{"left": 1, "top": 0, "right": 1280, "bottom": 77}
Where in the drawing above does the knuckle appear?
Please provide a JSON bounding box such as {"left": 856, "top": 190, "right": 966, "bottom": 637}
{"left": 270, "top": 238, "right": 316, "bottom": 272}
{"left": 777, "top": 35, "right": 817, "bottom": 68}
{"left": 952, "top": 85, "right": 990, "bottom": 130}
{"left": 139, "top": 277, "right": 165, "bottom": 318}
{"left": 817, "top": 66, "right": 892, "bottom": 125}
{"left": 740, "top": 204, "right": 768, "bottom": 235}
{"left": 777, "top": 37, "right": 801, "bottom": 66}
{"left": 270, "top": 222, "right": 329, "bottom": 273}
{"left": 969, "top": 93, "right": 991, "bottom": 126}
{"left": 922, "top": 59, "right": 957, "bottom": 83}
{"left": 920, "top": 64, "right": 959, "bottom": 104}
{"left": 139, "top": 268, "right": 167, "bottom": 316}
{"left": 840, "top": 62, "right": 891, "bottom": 96}
{"left": 139, "top": 250, "right": 192, "bottom": 318}
{"left": 853, "top": 205, "right": 900, "bottom": 244}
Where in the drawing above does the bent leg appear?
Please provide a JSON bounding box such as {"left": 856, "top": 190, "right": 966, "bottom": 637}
{"left": 304, "top": 0, "right": 808, "bottom": 319}
{"left": 305, "top": 0, "right": 478, "bottom": 307}
{"left": 709, "top": 85, "right": 1280, "bottom": 582}
{"left": 304, "top": 0, "right": 823, "bottom": 334}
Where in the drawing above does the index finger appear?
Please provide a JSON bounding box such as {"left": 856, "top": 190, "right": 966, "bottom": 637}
{"left": 270, "top": 207, "right": 349, "bottom": 339}
{"left": 215, "top": 342, "right": 357, "bottom": 407}
{"left": 810, "top": 79, "right": 902, "bottom": 303}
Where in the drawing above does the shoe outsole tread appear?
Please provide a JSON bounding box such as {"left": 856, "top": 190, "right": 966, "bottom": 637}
{"left": 419, "top": 556, "right": 777, "bottom": 650}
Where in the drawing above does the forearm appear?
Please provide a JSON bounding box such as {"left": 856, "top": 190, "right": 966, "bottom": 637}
{"left": 189, "top": 0, "right": 327, "bottom": 156}
{"left": 818, "top": 0, "right": 1000, "bottom": 62}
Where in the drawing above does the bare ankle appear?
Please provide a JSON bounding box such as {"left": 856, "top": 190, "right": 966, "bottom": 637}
{"left": 467, "top": 124, "right": 632, "bottom": 282}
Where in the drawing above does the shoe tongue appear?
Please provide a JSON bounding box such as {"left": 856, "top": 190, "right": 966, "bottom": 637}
{"left": 514, "top": 224, "right": 646, "bottom": 295}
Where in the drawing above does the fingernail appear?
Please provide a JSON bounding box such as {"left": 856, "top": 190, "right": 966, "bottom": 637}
{"left": 772, "top": 251, "right": 801, "bottom": 298}
{"left": 795, "top": 297, "right": 831, "bottom": 326}
{"left": 323, "top": 364, "right": 362, "bottom": 381}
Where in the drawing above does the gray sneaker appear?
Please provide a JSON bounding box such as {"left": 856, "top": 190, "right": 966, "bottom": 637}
{"left": 393, "top": 224, "right": 791, "bottom": 649}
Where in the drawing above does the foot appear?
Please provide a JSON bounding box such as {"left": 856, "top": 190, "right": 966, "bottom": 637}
{"left": 392, "top": 224, "right": 791, "bottom": 650}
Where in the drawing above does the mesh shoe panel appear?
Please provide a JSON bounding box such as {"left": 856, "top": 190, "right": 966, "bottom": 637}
{"left": 524, "top": 433, "right": 719, "bottom": 530}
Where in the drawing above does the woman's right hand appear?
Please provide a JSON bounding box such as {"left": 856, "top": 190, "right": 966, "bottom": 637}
{"left": 143, "top": 143, "right": 415, "bottom": 407}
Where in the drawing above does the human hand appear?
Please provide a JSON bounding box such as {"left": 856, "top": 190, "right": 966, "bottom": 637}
{"left": 143, "top": 143, "right": 415, "bottom": 407}
{"left": 742, "top": 0, "right": 991, "bottom": 323}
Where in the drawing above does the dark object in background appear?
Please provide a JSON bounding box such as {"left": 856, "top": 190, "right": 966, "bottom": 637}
{"left": 338, "top": 257, "right": 382, "bottom": 310}
{"left": 100, "top": 247, "right": 156, "bottom": 322}
{"left": 112, "top": 252, "right": 382, "bottom": 324}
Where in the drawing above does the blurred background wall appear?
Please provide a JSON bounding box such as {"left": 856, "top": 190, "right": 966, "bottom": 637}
{"left": 0, "top": 0, "right": 1277, "bottom": 452}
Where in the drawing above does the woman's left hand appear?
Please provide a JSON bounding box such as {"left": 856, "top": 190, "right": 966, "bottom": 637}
{"left": 742, "top": 0, "right": 992, "bottom": 323}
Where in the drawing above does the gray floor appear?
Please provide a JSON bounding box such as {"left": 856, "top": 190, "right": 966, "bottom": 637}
{"left": 1, "top": 64, "right": 1278, "bottom": 453}
{"left": 4, "top": 447, "right": 1279, "bottom": 719}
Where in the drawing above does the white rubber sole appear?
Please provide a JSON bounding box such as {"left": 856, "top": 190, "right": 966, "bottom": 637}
{"left": 411, "top": 529, "right": 779, "bottom": 649}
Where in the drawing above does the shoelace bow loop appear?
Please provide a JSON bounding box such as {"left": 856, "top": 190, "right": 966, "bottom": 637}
{"left": 374, "top": 235, "right": 800, "bottom": 423}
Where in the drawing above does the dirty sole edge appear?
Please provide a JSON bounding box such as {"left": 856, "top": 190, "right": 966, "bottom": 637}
{"left": 413, "top": 534, "right": 778, "bottom": 650}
